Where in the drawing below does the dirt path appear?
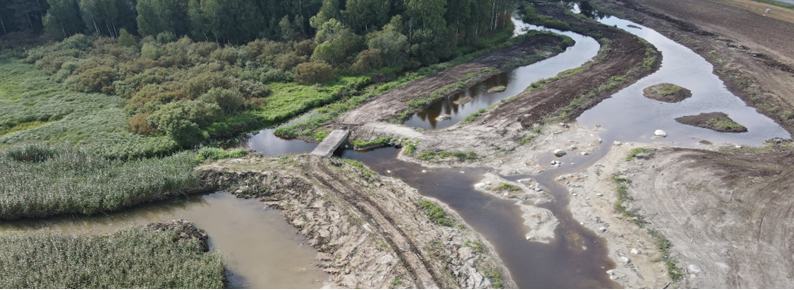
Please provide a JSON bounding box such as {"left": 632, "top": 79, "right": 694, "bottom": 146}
{"left": 198, "top": 155, "right": 513, "bottom": 289}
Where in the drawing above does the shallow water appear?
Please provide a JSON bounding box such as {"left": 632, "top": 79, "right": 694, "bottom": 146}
{"left": 334, "top": 146, "right": 620, "bottom": 288}
{"left": 231, "top": 128, "right": 317, "bottom": 156}
{"left": 0, "top": 193, "right": 328, "bottom": 289}
{"left": 577, "top": 16, "right": 791, "bottom": 146}
{"left": 403, "top": 19, "right": 600, "bottom": 130}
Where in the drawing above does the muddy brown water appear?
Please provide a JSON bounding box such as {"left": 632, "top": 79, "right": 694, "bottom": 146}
{"left": 0, "top": 192, "right": 328, "bottom": 289}
{"left": 404, "top": 20, "right": 600, "bottom": 130}
{"left": 334, "top": 146, "right": 620, "bottom": 288}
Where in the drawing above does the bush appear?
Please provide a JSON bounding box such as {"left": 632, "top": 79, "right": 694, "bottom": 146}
{"left": 117, "top": 29, "right": 137, "bottom": 47}
{"left": 293, "top": 61, "right": 335, "bottom": 84}
{"left": 75, "top": 65, "right": 118, "bottom": 93}
{"left": 199, "top": 88, "right": 246, "bottom": 114}
{"left": 350, "top": 49, "right": 383, "bottom": 74}
{"left": 125, "top": 113, "right": 159, "bottom": 135}
{"left": 147, "top": 100, "right": 220, "bottom": 143}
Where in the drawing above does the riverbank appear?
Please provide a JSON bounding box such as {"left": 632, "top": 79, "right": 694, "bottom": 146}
{"left": 197, "top": 155, "right": 513, "bottom": 288}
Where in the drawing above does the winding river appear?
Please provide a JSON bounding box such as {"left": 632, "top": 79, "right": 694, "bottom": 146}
{"left": 1, "top": 11, "right": 789, "bottom": 289}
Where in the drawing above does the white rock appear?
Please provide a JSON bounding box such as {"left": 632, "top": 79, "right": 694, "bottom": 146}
{"left": 735, "top": 145, "right": 742, "bottom": 149}
{"left": 422, "top": 170, "right": 427, "bottom": 173}
{"left": 436, "top": 114, "right": 451, "bottom": 121}
{"left": 631, "top": 248, "right": 641, "bottom": 255}
{"left": 687, "top": 264, "right": 702, "bottom": 274}
{"left": 654, "top": 130, "right": 667, "bottom": 137}
{"left": 554, "top": 149, "right": 566, "bottom": 156}
{"left": 619, "top": 257, "right": 631, "bottom": 264}
{"left": 486, "top": 181, "right": 492, "bottom": 185}
{"left": 569, "top": 145, "right": 578, "bottom": 150}
{"left": 599, "top": 227, "right": 607, "bottom": 232}
{"left": 606, "top": 270, "right": 614, "bottom": 276}
{"left": 581, "top": 152, "right": 589, "bottom": 156}
{"left": 474, "top": 183, "right": 485, "bottom": 188}
{"left": 614, "top": 141, "right": 622, "bottom": 146}
{"left": 597, "top": 193, "right": 603, "bottom": 196}
{"left": 387, "top": 170, "right": 391, "bottom": 173}
{"left": 460, "top": 171, "right": 465, "bottom": 174}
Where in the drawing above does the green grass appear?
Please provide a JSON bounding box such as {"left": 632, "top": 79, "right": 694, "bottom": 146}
{"left": 487, "top": 85, "right": 507, "bottom": 93}
{"left": 750, "top": 0, "right": 794, "bottom": 10}
{"left": 706, "top": 117, "right": 747, "bottom": 131}
{"left": 648, "top": 228, "right": 684, "bottom": 281}
{"left": 418, "top": 199, "right": 454, "bottom": 227}
{"left": 647, "top": 83, "right": 685, "bottom": 96}
{"left": 486, "top": 270, "right": 504, "bottom": 288}
{"left": 195, "top": 147, "right": 247, "bottom": 163}
{"left": 403, "top": 142, "right": 417, "bottom": 155}
{"left": 625, "top": 148, "right": 649, "bottom": 161}
{"left": 350, "top": 137, "right": 391, "bottom": 148}
{"left": 0, "top": 227, "right": 224, "bottom": 288}
{"left": 0, "top": 143, "right": 202, "bottom": 219}
{"left": 417, "top": 150, "right": 477, "bottom": 161}
{"left": 518, "top": 135, "right": 535, "bottom": 145}
{"left": 499, "top": 183, "right": 522, "bottom": 192}
{"left": 339, "top": 158, "right": 376, "bottom": 176}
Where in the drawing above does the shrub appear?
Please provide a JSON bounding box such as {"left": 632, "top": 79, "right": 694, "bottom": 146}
{"left": 294, "top": 61, "right": 335, "bottom": 84}
{"left": 75, "top": 65, "right": 118, "bottom": 93}
{"left": 195, "top": 147, "right": 246, "bottom": 162}
{"left": 147, "top": 100, "right": 220, "bottom": 143}
{"left": 125, "top": 113, "right": 159, "bottom": 135}
{"left": 199, "top": 88, "right": 246, "bottom": 114}
{"left": 274, "top": 53, "right": 305, "bottom": 70}
{"left": 418, "top": 199, "right": 454, "bottom": 227}
{"left": 350, "top": 49, "right": 383, "bottom": 74}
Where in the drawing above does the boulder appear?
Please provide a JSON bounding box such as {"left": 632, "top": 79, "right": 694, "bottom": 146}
{"left": 553, "top": 149, "right": 566, "bottom": 156}
{"left": 654, "top": 129, "right": 667, "bottom": 137}
{"left": 436, "top": 114, "right": 451, "bottom": 121}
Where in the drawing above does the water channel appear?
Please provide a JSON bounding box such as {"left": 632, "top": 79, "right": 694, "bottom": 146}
{"left": 2, "top": 12, "right": 790, "bottom": 289}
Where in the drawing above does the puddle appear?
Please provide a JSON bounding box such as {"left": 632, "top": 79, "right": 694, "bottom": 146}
{"left": 577, "top": 16, "right": 791, "bottom": 146}
{"left": 403, "top": 19, "right": 600, "bottom": 130}
{"left": 0, "top": 193, "right": 328, "bottom": 289}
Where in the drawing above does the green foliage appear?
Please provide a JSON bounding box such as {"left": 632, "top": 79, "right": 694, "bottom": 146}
{"left": 706, "top": 118, "right": 747, "bottom": 132}
{"left": 486, "top": 270, "right": 504, "bottom": 288}
{"left": 418, "top": 199, "right": 454, "bottom": 227}
{"left": 351, "top": 137, "right": 391, "bottom": 148}
{"left": 195, "top": 147, "right": 246, "bottom": 163}
{"left": 648, "top": 228, "right": 684, "bottom": 281}
{"left": 313, "top": 130, "right": 330, "bottom": 141}
{"left": 0, "top": 228, "right": 224, "bottom": 288}
{"left": 625, "top": 148, "right": 649, "bottom": 161}
{"left": 418, "top": 150, "right": 477, "bottom": 161}
{"left": 117, "top": 29, "right": 137, "bottom": 47}
{"left": 294, "top": 61, "right": 336, "bottom": 84}
{"left": 499, "top": 183, "right": 521, "bottom": 192}
{"left": 404, "top": 142, "right": 417, "bottom": 155}
{"left": 0, "top": 144, "right": 201, "bottom": 219}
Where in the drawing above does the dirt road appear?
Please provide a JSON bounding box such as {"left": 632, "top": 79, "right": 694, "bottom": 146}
{"left": 198, "top": 155, "right": 513, "bottom": 289}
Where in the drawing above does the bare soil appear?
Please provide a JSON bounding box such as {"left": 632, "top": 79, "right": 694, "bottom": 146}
{"left": 336, "top": 33, "right": 569, "bottom": 126}
{"left": 197, "top": 155, "right": 513, "bottom": 289}
{"left": 593, "top": 0, "right": 794, "bottom": 133}
{"left": 675, "top": 112, "right": 748, "bottom": 132}
{"left": 643, "top": 83, "right": 692, "bottom": 103}
{"left": 604, "top": 143, "right": 794, "bottom": 288}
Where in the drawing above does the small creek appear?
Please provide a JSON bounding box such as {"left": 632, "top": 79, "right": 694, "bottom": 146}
{"left": 4, "top": 13, "right": 791, "bottom": 289}
{"left": 403, "top": 19, "right": 600, "bottom": 130}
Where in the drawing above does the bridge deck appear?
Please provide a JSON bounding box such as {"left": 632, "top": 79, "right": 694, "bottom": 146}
{"left": 310, "top": 130, "right": 350, "bottom": 157}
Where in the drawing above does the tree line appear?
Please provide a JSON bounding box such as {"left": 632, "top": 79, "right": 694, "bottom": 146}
{"left": 4, "top": 0, "right": 517, "bottom": 64}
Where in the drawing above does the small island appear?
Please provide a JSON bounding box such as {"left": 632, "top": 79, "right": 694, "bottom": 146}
{"left": 643, "top": 83, "right": 692, "bottom": 103}
{"left": 675, "top": 112, "right": 748, "bottom": 132}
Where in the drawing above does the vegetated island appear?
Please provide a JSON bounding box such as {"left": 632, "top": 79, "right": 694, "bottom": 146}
{"left": 643, "top": 83, "right": 692, "bottom": 103}
{"left": 675, "top": 112, "right": 748, "bottom": 132}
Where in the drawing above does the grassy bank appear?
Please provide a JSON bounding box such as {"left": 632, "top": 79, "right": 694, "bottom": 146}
{"left": 0, "top": 143, "right": 203, "bottom": 219}
{"left": 0, "top": 227, "right": 224, "bottom": 288}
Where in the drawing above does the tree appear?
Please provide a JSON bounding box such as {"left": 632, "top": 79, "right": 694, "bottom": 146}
{"left": 366, "top": 16, "right": 409, "bottom": 66}
{"left": 310, "top": 18, "right": 362, "bottom": 65}
{"left": 43, "top": 0, "right": 83, "bottom": 38}
{"left": 342, "top": 0, "right": 390, "bottom": 33}
{"left": 117, "top": 27, "right": 135, "bottom": 46}
{"left": 309, "top": 0, "right": 339, "bottom": 29}
{"left": 293, "top": 61, "right": 334, "bottom": 84}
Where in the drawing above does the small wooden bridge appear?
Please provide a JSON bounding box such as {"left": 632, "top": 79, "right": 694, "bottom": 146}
{"left": 310, "top": 130, "right": 350, "bottom": 157}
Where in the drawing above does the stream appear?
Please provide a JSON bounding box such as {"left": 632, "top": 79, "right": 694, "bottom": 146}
{"left": 2, "top": 12, "right": 790, "bottom": 289}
